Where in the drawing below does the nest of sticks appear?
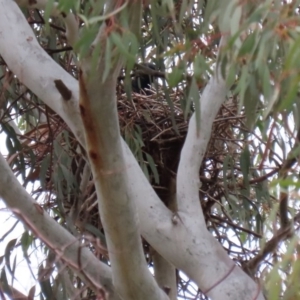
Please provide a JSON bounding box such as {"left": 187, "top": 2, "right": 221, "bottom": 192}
{"left": 20, "top": 81, "right": 245, "bottom": 218}
{"left": 13, "top": 80, "right": 250, "bottom": 260}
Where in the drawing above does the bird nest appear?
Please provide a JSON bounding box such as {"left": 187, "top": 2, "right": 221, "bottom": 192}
{"left": 12, "top": 82, "right": 248, "bottom": 247}
{"left": 117, "top": 85, "right": 243, "bottom": 209}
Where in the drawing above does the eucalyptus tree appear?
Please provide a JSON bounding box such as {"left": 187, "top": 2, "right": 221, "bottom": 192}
{"left": 0, "top": 1, "right": 299, "bottom": 299}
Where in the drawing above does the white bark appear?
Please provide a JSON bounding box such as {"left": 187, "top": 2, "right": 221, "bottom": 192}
{"left": 0, "top": 153, "right": 120, "bottom": 300}
{"left": 78, "top": 1, "right": 168, "bottom": 299}
{"left": 79, "top": 70, "right": 168, "bottom": 299}
{"left": 177, "top": 68, "right": 228, "bottom": 221}
{"left": 153, "top": 251, "right": 177, "bottom": 300}
{"left": 15, "top": 0, "right": 79, "bottom": 47}
{"left": 0, "top": 1, "right": 265, "bottom": 299}
{"left": 0, "top": 0, "right": 85, "bottom": 145}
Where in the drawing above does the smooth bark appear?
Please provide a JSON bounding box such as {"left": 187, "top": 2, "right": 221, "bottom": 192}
{"left": 0, "top": 1, "right": 265, "bottom": 299}
{"left": 0, "top": 153, "right": 120, "bottom": 300}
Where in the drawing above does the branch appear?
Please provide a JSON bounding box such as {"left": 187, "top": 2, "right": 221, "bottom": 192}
{"left": 176, "top": 38, "right": 228, "bottom": 220}
{"left": 244, "top": 225, "right": 293, "bottom": 277}
{"left": 0, "top": 0, "right": 85, "bottom": 147}
{"left": 56, "top": 262, "right": 80, "bottom": 300}
{"left": 244, "top": 127, "right": 300, "bottom": 275}
{"left": 278, "top": 127, "right": 300, "bottom": 228}
{"left": 15, "top": 0, "right": 79, "bottom": 47}
{"left": 0, "top": 281, "right": 28, "bottom": 300}
{"left": 0, "top": 153, "right": 120, "bottom": 300}
{"left": 0, "top": 2, "right": 265, "bottom": 299}
{"left": 152, "top": 250, "right": 177, "bottom": 300}
{"left": 152, "top": 176, "right": 177, "bottom": 300}
{"left": 79, "top": 1, "right": 168, "bottom": 299}
{"left": 122, "top": 141, "right": 265, "bottom": 300}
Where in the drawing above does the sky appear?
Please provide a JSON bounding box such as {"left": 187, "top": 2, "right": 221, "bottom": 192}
{"left": 0, "top": 132, "right": 42, "bottom": 297}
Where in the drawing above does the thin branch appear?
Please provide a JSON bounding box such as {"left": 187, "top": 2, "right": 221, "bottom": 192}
{"left": 0, "top": 153, "right": 120, "bottom": 300}
{"left": 16, "top": 0, "right": 79, "bottom": 47}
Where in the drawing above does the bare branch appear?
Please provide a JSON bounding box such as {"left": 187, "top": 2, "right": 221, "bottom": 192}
{"left": 177, "top": 38, "right": 228, "bottom": 220}
{"left": 0, "top": 153, "right": 120, "bottom": 300}
{"left": 15, "top": 0, "right": 79, "bottom": 47}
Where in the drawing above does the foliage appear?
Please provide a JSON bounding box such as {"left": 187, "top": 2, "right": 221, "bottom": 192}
{"left": 1, "top": 0, "right": 300, "bottom": 299}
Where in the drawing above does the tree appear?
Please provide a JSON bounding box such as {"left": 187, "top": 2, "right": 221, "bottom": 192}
{"left": 0, "top": 0, "right": 299, "bottom": 299}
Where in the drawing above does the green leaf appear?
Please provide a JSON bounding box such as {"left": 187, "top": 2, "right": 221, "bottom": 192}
{"left": 57, "top": 0, "right": 76, "bottom": 11}
{"left": 4, "top": 239, "right": 17, "bottom": 274}
{"left": 74, "top": 25, "right": 98, "bottom": 57}
{"left": 278, "top": 75, "right": 300, "bottom": 111}
{"left": 266, "top": 268, "right": 282, "bottom": 299}
{"left": 238, "top": 32, "right": 257, "bottom": 57}
{"left": 194, "top": 54, "right": 210, "bottom": 79}
{"left": 218, "top": 0, "right": 236, "bottom": 34}
{"left": 44, "top": 0, "right": 55, "bottom": 32}
{"left": 244, "top": 85, "right": 259, "bottom": 129}
{"left": 240, "top": 146, "right": 250, "bottom": 186}
{"left": 39, "top": 265, "right": 55, "bottom": 300}
{"left": 40, "top": 154, "right": 51, "bottom": 189}
{"left": 146, "top": 153, "right": 159, "bottom": 184}
{"left": 110, "top": 32, "right": 135, "bottom": 62}
{"left": 227, "top": 194, "right": 240, "bottom": 218}
{"left": 230, "top": 5, "right": 242, "bottom": 37}
{"left": 167, "top": 66, "right": 184, "bottom": 87}
{"left": 236, "top": 65, "right": 249, "bottom": 111}
{"left": 226, "top": 63, "right": 237, "bottom": 88}
{"left": 21, "top": 231, "right": 32, "bottom": 260}
{"left": 255, "top": 212, "right": 262, "bottom": 235}
{"left": 284, "top": 36, "right": 300, "bottom": 70}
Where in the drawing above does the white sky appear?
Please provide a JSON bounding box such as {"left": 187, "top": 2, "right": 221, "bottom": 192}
{"left": 0, "top": 131, "right": 43, "bottom": 297}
